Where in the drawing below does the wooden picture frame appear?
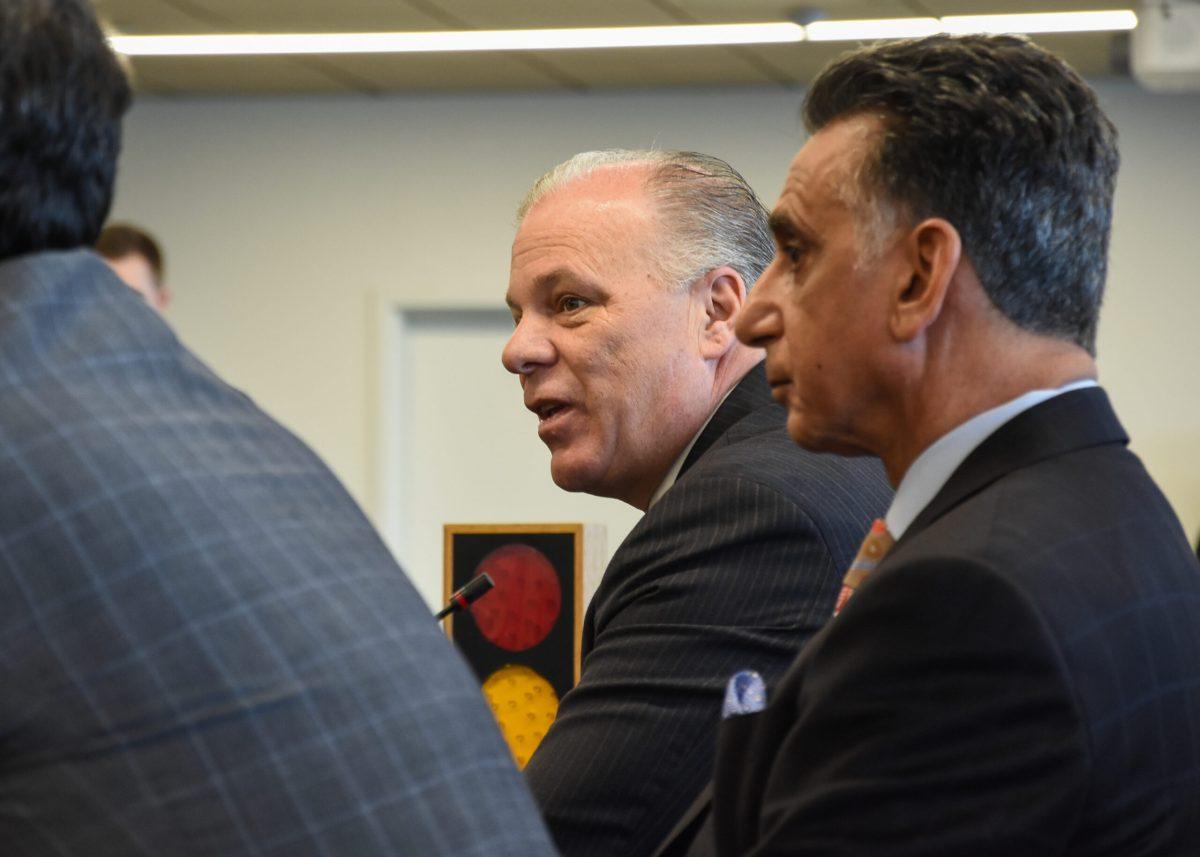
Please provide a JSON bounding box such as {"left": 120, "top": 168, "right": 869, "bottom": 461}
{"left": 443, "top": 523, "right": 584, "bottom": 688}
{"left": 443, "top": 523, "right": 588, "bottom": 768}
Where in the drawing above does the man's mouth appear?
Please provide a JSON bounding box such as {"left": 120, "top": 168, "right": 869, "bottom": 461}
{"left": 529, "top": 399, "right": 575, "bottom": 439}
{"left": 534, "top": 401, "right": 569, "bottom": 422}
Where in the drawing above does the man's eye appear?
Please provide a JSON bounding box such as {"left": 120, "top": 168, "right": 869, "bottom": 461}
{"left": 557, "top": 295, "right": 587, "bottom": 313}
{"left": 780, "top": 245, "right": 805, "bottom": 266}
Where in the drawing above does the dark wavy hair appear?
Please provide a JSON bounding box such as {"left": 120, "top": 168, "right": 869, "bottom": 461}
{"left": 0, "top": 0, "right": 132, "bottom": 262}
{"left": 804, "top": 34, "right": 1119, "bottom": 354}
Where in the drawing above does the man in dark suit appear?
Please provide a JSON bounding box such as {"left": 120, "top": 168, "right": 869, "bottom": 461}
{"left": 664, "top": 34, "right": 1200, "bottom": 856}
{"left": 502, "top": 150, "right": 892, "bottom": 856}
{"left": 0, "top": 3, "right": 555, "bottom": 854}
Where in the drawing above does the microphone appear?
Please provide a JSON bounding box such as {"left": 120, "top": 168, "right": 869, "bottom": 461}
{"left": 435, "top": 573, "right": 495, "bottom": 621}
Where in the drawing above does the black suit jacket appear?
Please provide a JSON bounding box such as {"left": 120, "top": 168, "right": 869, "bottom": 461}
{"left": 673, "top": 387, "right": 1200, "bottom": 856}
{"left": 524, "top": 363, "right": 893, "bottom": 857}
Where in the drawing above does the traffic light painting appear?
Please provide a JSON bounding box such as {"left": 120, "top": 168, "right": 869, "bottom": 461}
{"left": 443, "top": 524, "right": 583, "bottom": 768}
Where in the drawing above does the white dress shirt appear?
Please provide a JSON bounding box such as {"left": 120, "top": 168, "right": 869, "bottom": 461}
{"left": 885, "top": 379, "right": 1099, "bottom": 540}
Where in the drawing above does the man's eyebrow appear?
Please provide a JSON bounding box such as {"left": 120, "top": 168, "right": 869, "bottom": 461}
{"left": 506, "top": 269, "right": 594, "bottom": 312}
{"left": 532, "top": 269, "right": 602, "bottom": 295}
{"left": 506, "top": 271, "right": 563, "bottom": 311}
{"left": 768, "top": 212, "right": 798, "bottom": 240}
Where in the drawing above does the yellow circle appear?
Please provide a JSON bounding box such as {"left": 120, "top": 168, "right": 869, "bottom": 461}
{"left": 482, "top": 665, "right": 560, "bottom": 769}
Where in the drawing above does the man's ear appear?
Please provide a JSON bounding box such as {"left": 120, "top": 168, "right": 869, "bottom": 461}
{"left": 695, "top": 266, "right": 748, "bottom": 359}
{"left": 890, "top": 218, "right": 962, "bottom": 343}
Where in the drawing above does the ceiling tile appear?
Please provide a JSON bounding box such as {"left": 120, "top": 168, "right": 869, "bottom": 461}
{"left": 95, "top": 0, "right": 221, "bottom": 34}
{"left": 517, "top": 45, "right": 796, "bottom": 89}
{"left": 127, "top": 55, "right": 363, "bottom": 94}
{"left": 146, "top": 0, "right": 449, "bottom": 32}
{"left": 425, "top": 0, "right": 677, "bottom": 28}
{"left": 313, "top": 52, "right": 577, "bottom": 92}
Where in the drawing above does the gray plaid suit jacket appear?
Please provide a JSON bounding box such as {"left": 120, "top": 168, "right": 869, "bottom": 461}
{"left": 0, "top": 250, "right": 555, "bottom": 856}
{"left": 524, "top": 364, "right": 893, "bottom": 857}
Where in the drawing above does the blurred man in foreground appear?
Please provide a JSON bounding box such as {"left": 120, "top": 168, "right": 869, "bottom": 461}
{"left": 96, "top": 222, "right": 170, "bottom": 313}
{"left": 660, "top": 33, "right": 1200, "bottom": 856}
{"left": 0, "top": 2, "right": 554, "bottom": 854}
{"left": 503, "top": 150, "right": 891, "bottom": 856}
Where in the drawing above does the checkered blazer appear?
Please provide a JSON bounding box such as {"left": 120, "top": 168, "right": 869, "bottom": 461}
{"left": 0, "top": 250, "right": 555, "bottom": 856}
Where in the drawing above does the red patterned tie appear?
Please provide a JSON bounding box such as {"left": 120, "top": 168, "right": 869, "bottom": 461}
{"left": 834, "top": 518, "right": 895, "bottom": 616}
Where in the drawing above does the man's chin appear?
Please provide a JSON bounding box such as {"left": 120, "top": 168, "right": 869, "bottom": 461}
{"left": 549, "top": 457, "right": 602, "bottom": 496}
{"left": 785, "top": 413, "right": 871, "bottom": 458}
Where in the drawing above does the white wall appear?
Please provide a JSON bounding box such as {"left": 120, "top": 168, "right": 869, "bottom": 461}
{"left": 108, "top": 81, "right": 1200, "bottom": 559}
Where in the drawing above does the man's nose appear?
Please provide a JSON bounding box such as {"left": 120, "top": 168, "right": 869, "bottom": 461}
{"left": 735, "top": 275, "right": 782, "bottom": 349}
{"left": 502, "top": 316, "right": 556, "bottom": 376}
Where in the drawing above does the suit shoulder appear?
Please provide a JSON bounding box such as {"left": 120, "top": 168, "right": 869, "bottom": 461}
{"left": 899, "top": 442, "right": 1195, "bottom": 597}
{"left": 683, "top": 421, "right": 892, "bottom": 516}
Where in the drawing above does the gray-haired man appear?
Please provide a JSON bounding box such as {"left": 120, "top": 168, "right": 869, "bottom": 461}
{"left": 502, "top": 150, "right": 892, "bottom": 856}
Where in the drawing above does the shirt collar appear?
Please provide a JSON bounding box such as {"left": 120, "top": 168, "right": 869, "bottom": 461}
{"left": 885, "top": 379, "right": 1098, "bottom": 540}
{"left": 647, "top": 388, "right": 735, "bottom": 509}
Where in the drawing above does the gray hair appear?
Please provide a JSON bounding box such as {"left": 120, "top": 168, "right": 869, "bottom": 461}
{"left": 517, "top": 149, "right": 774, "bottom": 292}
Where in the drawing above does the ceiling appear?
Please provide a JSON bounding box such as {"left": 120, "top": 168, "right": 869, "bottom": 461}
{"left": 93, "top": 0, "right": 1136, "bottom": 95}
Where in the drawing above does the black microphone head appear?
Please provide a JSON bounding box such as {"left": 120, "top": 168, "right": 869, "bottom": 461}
{"left": 461, "top": 572, "right": 495, "bottom": 604}
{"left": 435, "top": 572, "right": 496, "bottom": 621}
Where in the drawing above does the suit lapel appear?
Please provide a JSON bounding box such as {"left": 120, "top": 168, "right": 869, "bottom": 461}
{"left": 582, "top": 363, "right": 774, "bottom": 656}
{"left": 679, "top": 362, "right": 772, "bottom": 477}
{"left": 903, "top": 387, "right": 1128, "bottom": 544}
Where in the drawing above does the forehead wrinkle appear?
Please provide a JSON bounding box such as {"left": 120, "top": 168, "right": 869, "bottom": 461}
{"left": 783, "top": 128, "right": 899, "bottom": 269}
{"left": 774, "top": 165, "right": 826, "bottom": 240}
{"left": 511, "top": 224, "right": 604, "bottom": 290}
{"left": 515, "top": 193, "right": 674, "bottom": 297}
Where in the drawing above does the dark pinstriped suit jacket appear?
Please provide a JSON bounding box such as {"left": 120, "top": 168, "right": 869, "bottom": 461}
{"left": 0, "top": 251, "right": 556, "bottom": 856}
{"left": 676, "top": 387, "right": 1200, "bottom": 856}
{"left": 524, "top": 363, "right": 892, "bottom": 857}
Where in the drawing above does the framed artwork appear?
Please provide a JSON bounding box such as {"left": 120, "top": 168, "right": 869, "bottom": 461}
{"left": 443, "top": 523, "right": 585, "bottom": 767}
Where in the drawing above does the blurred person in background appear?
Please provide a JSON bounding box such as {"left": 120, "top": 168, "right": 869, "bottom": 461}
{"left": 96, "top": 222, "right": 170, "bottom": 313}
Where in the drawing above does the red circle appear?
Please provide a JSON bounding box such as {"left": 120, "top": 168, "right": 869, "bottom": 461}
{"left": 469, "top": 544, "right": 562, "bottom": 651}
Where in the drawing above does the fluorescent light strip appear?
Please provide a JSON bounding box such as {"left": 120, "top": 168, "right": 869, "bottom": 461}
{"left": 805, "top": 17, "right": 942, "bottom": 42}
{"left": 942, "top": 10, "right": 1138, "bottom": 35}
{"left": 807, "top": 11, "right": 1135, "bottom": 42}
{"left": 108, "top": 23, "right": 805, "bottom": 56}
{"left": 107, "top": 11, "right": 1138, "bottom": 57}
